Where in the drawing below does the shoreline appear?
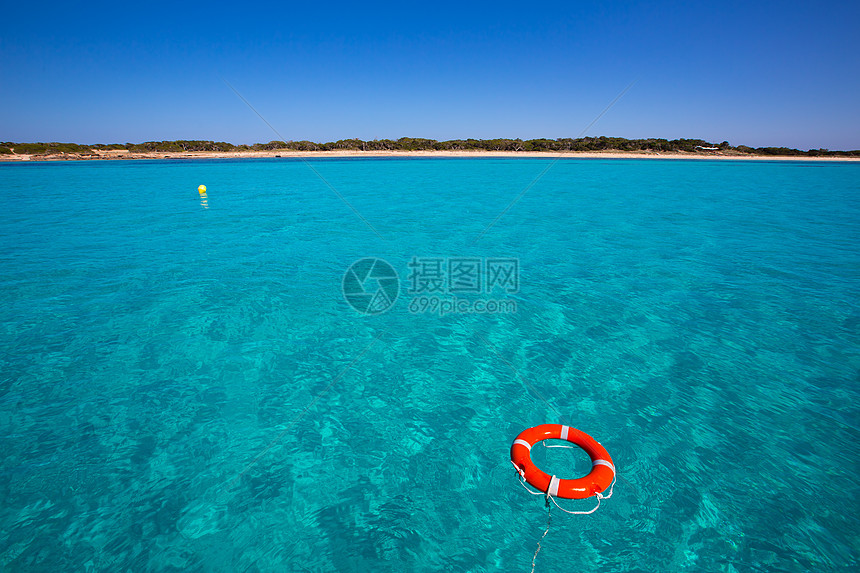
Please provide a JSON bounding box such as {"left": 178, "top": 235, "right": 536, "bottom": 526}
{"left": 2, "top": 149, "right": 858, "bottom": 162}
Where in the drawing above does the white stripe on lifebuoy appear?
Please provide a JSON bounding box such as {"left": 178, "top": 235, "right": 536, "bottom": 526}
{"left": 513, "top": 439, "right": 532, "bottom": 451}
{"left": 592, "top": 459, "right": 615, "bottom": 474}
{"left": 560, "top": 425, "right": 570, "bottom": 441}
{"left": 548, "top": 475, "right": 560, "bottom": 497}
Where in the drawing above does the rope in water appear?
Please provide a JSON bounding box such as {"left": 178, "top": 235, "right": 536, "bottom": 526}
{"left": 531, "top": 498, "right": 552, "bottom": 573}
{"left": 512, "top": 459, "right": 616, "bottom": 515}
{"left": 523, "top": 471, "right": 617, "bottom": 572}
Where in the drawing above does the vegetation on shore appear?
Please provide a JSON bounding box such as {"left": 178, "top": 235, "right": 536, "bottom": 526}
{"left": 1, "top": 137, "right": 858, "bottom": 157}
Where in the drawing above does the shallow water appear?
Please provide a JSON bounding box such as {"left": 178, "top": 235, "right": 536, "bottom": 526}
{"left": 1, "top": 157, "right": 858, "bottom": 571}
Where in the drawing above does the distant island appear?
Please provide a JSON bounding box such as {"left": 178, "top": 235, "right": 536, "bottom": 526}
{"left": 2, "top": 137, "right": 858, "bottom": 161}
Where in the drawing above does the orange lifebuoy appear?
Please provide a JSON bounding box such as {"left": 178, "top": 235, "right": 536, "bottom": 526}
{"left": 510, "top": 424, "right": 615, "bottom": 500}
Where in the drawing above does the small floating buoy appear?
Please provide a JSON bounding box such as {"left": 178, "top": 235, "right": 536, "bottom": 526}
{"left": 198, "top": 185, "right": 207, "bottom": 194}
{"left": 511, "top": 424, "right": 615, "bottom": 510}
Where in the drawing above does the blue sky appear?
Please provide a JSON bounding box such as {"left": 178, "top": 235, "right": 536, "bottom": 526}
{"left": 2, "top": 0, "right": 858, "bottom": 150}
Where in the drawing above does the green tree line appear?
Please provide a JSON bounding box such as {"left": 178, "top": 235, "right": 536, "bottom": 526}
{"left": 2, "top": 138, "right": 858, "bottom": 157}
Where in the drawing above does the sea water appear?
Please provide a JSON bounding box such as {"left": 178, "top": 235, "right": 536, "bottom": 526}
{"left": 1, "top": 157, "right": 858, "bottom": 571}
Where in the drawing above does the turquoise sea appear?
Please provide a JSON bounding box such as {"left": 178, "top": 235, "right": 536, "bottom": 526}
{"left": 1, "top": 157, "right": 859, "bottom": 571}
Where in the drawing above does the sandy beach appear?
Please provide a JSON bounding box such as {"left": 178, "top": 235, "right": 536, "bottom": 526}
{"left": 2, "top": 149, "right": 858, "bottom": 162}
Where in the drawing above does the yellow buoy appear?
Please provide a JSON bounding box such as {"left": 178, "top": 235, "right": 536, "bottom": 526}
{"left": 198, "top": 184, "right": 207, "bottom": 194}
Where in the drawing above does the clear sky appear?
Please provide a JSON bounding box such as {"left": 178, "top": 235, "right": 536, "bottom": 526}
{"left": 2, "top": 0, "right": 858, "bottom": 150}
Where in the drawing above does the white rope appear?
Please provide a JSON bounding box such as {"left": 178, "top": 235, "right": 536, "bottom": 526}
{"left": 530, "top": 499, "right": 551, "bottom": 573}
{"left": 548, "top": 491, "right": 601, "bottom": 515}
{"left": 511, "top": 461, "right": 544, "bottom": 496}
{"left": 515, "top": 467, "right": 615, "bottom": 571}
{"left": 547, "top": 475, "right": 616, "bottom": 515}
{"left": 603, "top": 475, "right": 616, "bottom": 500}
{"left": 512, "top": 463, "right": 616, "bottom": 514}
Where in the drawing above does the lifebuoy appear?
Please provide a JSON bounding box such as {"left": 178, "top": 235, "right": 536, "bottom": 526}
{"left": 510, "top": 424, "right": 615, "bottom": 500}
